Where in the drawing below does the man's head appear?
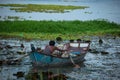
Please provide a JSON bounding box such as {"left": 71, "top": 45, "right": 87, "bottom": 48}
{"left": 49, "top": 40, "right": 55, "bottom": 46}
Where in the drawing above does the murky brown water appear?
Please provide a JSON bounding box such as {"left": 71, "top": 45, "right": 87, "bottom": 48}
{"left": 0, "top": 36, "right": 120, "bottom": 80}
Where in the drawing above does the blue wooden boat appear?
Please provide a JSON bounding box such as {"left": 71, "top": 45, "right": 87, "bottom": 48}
{"left": 30, "top": 42, "right": 90, "bottom": 68}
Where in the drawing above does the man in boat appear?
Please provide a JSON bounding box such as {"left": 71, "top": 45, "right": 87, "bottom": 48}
{"left": 63, "top": 39, "right": 75, "bottom": 49}
{"left": 63, "top": 39, "right": 83, "bottom": 56}
{"left": 55, "top": 37, "right": 66, "bottom": 50}
{"left": 43, "top": 40, "right": 67, "bottom": 55}
{"left": 56, "top": 36, "right": 63, "bottom": 45}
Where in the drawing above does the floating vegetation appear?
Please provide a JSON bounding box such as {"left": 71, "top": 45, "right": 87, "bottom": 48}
{"left": 0, "top": 20, "right": 120, "bottom": 40}
{"left": 13, "top": 71, "right": 25, "bottom": 78}
{"left": 2, "top": 16, "right": 25, "bottom": 21}
{"left": 8, "top": 16, "right": 20, "bottom": 20}
{"left": 84, "top": 11, "right": 92, "bottom": 14}
{"left": 29, "top": 16, "right": 31, "bottom": 18}
{"left": 0, "top": 4, "right": 89, "bottom": 13}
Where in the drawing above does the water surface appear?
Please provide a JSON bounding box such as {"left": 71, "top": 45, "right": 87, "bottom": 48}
{"left": 0, "top": 36, "right": 120, "bottom": 80}
{"left": 0, "top": 0, "right": 120, "bottom": 24}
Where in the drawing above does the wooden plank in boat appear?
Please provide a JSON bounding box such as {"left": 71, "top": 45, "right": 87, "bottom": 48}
{"left": 80, "top": 43, "right": 89, "bottom": 47}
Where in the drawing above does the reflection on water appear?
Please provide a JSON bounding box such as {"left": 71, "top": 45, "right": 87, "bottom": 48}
{"left": 0, "top": 0, "right": 120, "bottom": 24}
{"left": 0, "top": 36, "right": 120, "bottom": 80}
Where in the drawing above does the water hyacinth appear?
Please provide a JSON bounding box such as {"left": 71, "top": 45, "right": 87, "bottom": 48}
{"left": 0, "top": 20, "right": 120, "bottom": 40}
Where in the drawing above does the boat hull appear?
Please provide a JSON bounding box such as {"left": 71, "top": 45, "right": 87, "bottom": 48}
{"left": 29, "top": 52, "right": 86, "bottom": 68}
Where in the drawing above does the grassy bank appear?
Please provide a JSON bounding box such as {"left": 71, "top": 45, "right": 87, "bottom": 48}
{"left": 0, "top": 20, "right": 120, "bottom": 40}
{"left": 0, "top": 4, "right": 88, "bottom": 13}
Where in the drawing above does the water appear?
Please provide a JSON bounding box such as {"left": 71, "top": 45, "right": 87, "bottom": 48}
{"left": 0, "top": 0, "right": 120, "bottom": 24}
{"left": 0, "top": 0, "right": 120, "bottom": 79}
{"left": 0, "top": 36, "right": 120, "bottom": 80}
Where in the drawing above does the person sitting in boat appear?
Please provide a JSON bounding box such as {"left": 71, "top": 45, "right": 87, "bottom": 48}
{"left": 60, "top": 39, "right": 75, "bottom": 57}
{"left": 64, "top": 39, "right": 74, "bottom": 49}
{"left": 55, "top": 36, "right": 65, "bottom": 50}
{"left": 31, "top": 44, "right": 36, "bottom": 52}
{"left": 43, "top": 40, "right": 67, "bottom": 55}
{"left": 76, "top": 38, "right": 81, "bottom": 43}
{"left": 56, "top": 36, "right": 63, "bottom": 45}
{"left": 66, "top": 39, "right": 81, "bottom": 48}
{"left": 76, "top": 38, "right": 81, "bottom": 48}
{"left": 63, "top": 39, "right": 81, "bottom": 56}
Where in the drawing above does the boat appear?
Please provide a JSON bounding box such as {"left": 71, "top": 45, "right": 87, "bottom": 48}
{"left": 29, "top": 42, "right": 90, "bottom": 68}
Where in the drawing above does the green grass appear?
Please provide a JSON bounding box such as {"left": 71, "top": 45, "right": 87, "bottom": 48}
{"left": 0, "top": 4, "right": 88, "bottom": 13}
{"left": 0, "top": 20, "right": 120, "bottom": 40}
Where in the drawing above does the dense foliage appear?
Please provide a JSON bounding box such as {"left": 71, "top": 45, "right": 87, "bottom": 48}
{"left": 0, "top": 20, "right": 120, "bottom": 39}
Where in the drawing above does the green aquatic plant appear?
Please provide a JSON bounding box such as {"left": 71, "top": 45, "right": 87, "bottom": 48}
{"left": 0, "top": 20, "right": 120, "bottom": 40}
{"left": 0, "top": 4, "right": 88, "bottom": 13}
{"left": 7, "top": 16, "right": 20, "bottom": 20}
{"left": 84, "top": 11, "right": 92, "bottom": 14}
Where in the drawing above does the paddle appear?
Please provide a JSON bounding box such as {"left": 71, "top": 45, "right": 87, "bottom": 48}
{"left": 14, "top": 53, "right": 30, "bottom": 61}
{"left": 14, "top": 44, "right": 36, "bottom": 62}
{"left": 69, "top": 54, "right": 80, "bottom": 68}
